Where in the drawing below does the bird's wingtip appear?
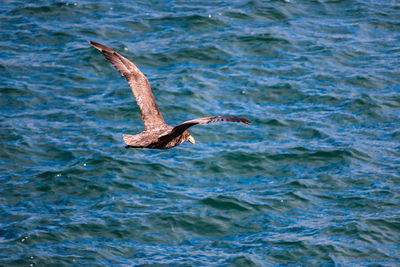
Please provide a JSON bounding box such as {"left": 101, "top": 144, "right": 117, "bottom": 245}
{"left": 241, "top": 118, "right": 251, "bottom": 125}
{"left": 88, "top": 40, "right": 104, "bottom": 51}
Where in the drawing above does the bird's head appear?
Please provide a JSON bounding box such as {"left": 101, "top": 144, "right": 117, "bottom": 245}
{"left": 183, "top": 131, "right": 195, "bottom": 144}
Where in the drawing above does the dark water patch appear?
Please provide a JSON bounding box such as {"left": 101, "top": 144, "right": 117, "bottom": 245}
{"left": 264, "top": 118, "right": 286, "bottom": 127}
{"left": 302, "top": 93, "right": 344, "bottom": 106}
{"left": 227, "top": 255, "right": 260, "bottom": 266}
{"left": 200, "top": 195, "right": 260, "bottom": 212}
{"left": 1, "top": 86, "right": 32, "bottom": 98}
{"left": 231, "top": 33, "right": 291, "bottom": 58}
{"left": 293, "top": 127, "right": 328, "bottom": 140}
{"left": 147, "top": 212, "right": 229, "bottom": 240}
{"left": 116, "top": 20, "right": 153, "bottom": 34}
{"left": 343, "top": 74, "right": 385, "bottom": 91}
{"left": 172, "top": 45, "right": 232, "bottom": 65}
{"left": 224, "top": 10, "right": 253, "bottom": 21}
{"left": 244, "top": 2, "right": 289, "bottom": 22}
{"left": 269, "top": 149, "right": 352, "bottom": 164}
{"left": 236, "top": 32, "right": 291, "bottom": 45}
{"left": 282, "top": 179, "right": 314, "bottom": 190}
{"left": 365, "top": 218, "right": 400, "bottom": 243}
{"left": 247, "top": 82, "right": 306, "bottom": 105}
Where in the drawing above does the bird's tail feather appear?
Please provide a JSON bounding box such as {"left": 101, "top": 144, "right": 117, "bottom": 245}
{"left": 123, "top": 134, "right": 135, "bottom": 145}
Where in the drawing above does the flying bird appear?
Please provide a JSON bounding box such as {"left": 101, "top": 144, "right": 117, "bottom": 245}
{"left": 89, "top": 41, "right": 250, "bottom": 149}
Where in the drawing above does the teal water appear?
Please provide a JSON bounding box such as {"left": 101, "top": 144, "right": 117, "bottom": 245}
{"left": 1, "top": 0, "right": 400, "bottom": 265}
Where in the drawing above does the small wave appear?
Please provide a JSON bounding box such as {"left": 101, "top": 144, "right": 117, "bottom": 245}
{"left": 200, "top": 195, "right": 262, "bottom": 212}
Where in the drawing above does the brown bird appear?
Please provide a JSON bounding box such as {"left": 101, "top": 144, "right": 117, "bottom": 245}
{"left": 89, "top": 41, "right": 250, "bottom": 149}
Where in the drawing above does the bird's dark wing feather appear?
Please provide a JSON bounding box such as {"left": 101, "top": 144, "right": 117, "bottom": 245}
{"left": 170, "top": 116, "right": 250, "bottom": 137}
{"left": 89, "top": 41, "right": 166, "bottom": 131}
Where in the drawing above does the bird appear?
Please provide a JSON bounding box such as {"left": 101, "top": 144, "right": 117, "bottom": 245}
{"left": 89, "top": 41, "right": 250, "bottom": 149}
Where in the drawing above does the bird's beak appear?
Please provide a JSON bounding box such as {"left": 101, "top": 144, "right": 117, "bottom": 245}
{"left": 188, "top": 135, "right": 195, "bottom": 144}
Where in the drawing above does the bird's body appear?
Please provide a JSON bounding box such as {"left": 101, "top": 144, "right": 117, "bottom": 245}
{"left": 89, "top": 41, "right": 250, "bottom": 149}
{"left": 123, "top": 126, "right": 188, "bottom": 149}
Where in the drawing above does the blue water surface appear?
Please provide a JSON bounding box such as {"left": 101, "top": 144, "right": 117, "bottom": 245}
{"left": 1, "top": 0, "right": 400, "bottom": 265}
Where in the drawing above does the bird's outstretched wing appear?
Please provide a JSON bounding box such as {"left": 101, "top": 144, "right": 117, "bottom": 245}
{"left": 89, "top": 41, "right": 166, "bottom": 131}
{"left": 169, "top": 116, "right": 250, "bottom": 137}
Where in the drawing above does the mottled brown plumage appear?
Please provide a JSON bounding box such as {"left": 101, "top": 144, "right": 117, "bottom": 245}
{"left": 89, "top": 41, "right": 250, "bottom": 149}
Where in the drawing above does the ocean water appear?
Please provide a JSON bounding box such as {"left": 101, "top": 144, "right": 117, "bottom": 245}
{"left": 1, "top": 0, "right": 400, "bottom": 265}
